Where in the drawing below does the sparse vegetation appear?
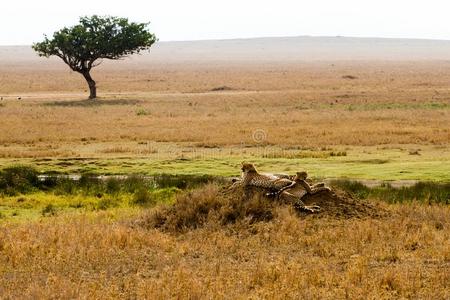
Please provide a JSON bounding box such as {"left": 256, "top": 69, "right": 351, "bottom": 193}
{"left": 131, "top": 188, "right": 155, "bottom": 206}
{"left": 211, "top": 85, "right": 234, "bottom": 91}
{"left": 41, "top": 203, "right": 57, "bottom": 216}
{"left": 135, "top": 107, "right": 150, "bottom": 116}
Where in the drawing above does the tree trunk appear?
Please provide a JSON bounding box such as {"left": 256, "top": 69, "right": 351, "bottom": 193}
{"left": 81, "top": 71, "right": 97, "bottom": 99}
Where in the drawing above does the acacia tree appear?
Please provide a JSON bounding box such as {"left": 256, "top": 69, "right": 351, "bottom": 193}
{"left": 33, "top": 15, "right": 157, "bottom": 99}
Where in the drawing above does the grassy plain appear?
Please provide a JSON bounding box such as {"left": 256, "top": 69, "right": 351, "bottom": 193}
{"left": 0, "top": 40, "right": 449, "bottom": 298}
{"left": 1, "top": 59, "right": 449, "bottom": 181}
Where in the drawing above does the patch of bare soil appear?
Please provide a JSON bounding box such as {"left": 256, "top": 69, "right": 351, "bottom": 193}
{"left": 238, "top": 185, "right": 387, "bottom": 219}
{"left": 299, "top": 189, "right": 387, "bottom": 218}
{"left": 133, "top": 183, "right": 387, "bottom": 233}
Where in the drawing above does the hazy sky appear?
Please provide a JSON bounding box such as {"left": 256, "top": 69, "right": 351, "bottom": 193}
{"left": 1, "top": 0, "right": 450, "bottom": 45}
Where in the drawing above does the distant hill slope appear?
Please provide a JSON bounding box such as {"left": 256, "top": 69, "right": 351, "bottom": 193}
{"left": 2, "top": 36, "right": 450, "bottom": 66}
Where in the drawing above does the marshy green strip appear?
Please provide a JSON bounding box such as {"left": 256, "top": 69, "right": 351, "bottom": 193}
{"left": 0, "top": 166, "right": 448, "bottom": 222}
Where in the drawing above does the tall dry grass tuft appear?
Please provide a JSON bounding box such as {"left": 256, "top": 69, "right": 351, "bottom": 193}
{"left": 134, "top": 184, "right": 278, "bottom": 232}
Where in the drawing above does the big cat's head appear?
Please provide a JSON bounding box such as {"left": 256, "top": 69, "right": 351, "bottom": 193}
{"left": 241, "top": 162, "right": 257, "bottom": 173}
{"left": 295, "top": 171, "right": 308, "bottom": 180}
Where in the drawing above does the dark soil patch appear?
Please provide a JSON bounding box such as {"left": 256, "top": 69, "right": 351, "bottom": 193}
{"left": 299, "top": 189, "right": 387, "bottom": 218}
{"left": 211, "top": 86, "right": 234, "bottom": 92}
{"left": 44, "top": 99, "right": 142, "bottom": 107}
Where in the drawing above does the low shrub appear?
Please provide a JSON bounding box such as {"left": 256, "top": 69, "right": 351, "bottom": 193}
{"left": 123, "top": 175, "right": 150, "bottom": 193}
{"left": 53, "top": 178, "right": 78, "bottom": 195}
{"left": 330, "top": 180, "right": 370, "bottom": 199}
{"left": 96, "top": 197, "right": 119, "bottom": 210}
{"left": 79, "top": 174, "right": 104, "bottom": 196}
{"left": 105, "top": 177, "right": 121, "bottom": 194}
{"left": 131, "top": 188, "right": 156, "bottom": 207}
{"left": 153, "top": 174, "right": 221, "bottom": 189}
{"left": 41, "top": 204, "right": 57, "bottom": 216}
{"left": 136, "top": 184, "right": 277, "bottom": 232}
{"left": 330, "top": 180, "right": 450, "bottom": 203}
{"left": 0, "top": 165, "right": 40, "bottom": 195}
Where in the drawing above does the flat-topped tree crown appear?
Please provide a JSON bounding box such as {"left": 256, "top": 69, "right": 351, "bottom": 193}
{"left": 32, "top": 15, "right": 157, "bottom": 99}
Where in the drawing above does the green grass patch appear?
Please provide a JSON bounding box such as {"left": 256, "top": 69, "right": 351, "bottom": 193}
{"left": 0, "top": 166, "right": 221, "bottom": 197}
{"left": 0, "top": 165, "right": 222, "bottom": 222}
{"left": 330, "top": 180, "right": 450, "bottom": 204}
{"left": 0, "top": 145, "right": 449, "bottom": 182}
{"left": 0, "top": 187, "right": 181, "bottom": 222}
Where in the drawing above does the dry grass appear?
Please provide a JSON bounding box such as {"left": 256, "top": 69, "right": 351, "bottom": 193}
{"left": 0, "top": 62, "right": 449, "bottom": 152}
{"left": 0, "top": 196, "right": 448, "bottom": 298}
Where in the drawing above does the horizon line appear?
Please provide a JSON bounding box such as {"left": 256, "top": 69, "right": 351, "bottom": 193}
{"left": 3, "top": 34, "right": 450, "bottom": 47}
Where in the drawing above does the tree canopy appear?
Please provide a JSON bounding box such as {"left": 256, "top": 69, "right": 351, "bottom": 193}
{"left": 33, "top": 15, "right": 157, "bottom": 99}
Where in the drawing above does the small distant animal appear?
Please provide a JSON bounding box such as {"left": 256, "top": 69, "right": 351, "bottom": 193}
{"left": 17, "top": 97, "right": 22, "bottom": 100}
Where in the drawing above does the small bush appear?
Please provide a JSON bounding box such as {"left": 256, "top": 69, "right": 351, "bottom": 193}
{"left": 40, "top": 176, "right": 59, "bottom": 190}
{"left": 211, "top": 86, "right": 233, "bottom": 92}
{"left": 330, "top": 180, "right": 370, "bottom": 199}
{"left": 154, "top": 174, "right": 219, "bottom": 189}
{"left": 123, "top": 175, "right": 150, "bottom": 193}
{"left": 137, "top": 184, "right": 277, "bottom": 232}
{"left": 132, "top": 188, "right": 156, "bottom": 207}
{"left": 150, "top": 187, "right": 179, "bottom": 204}
{"left": 79, "top": 174, "right": 104, "bottom": 195}
{"left": 69, "top": 202, "right": 84, "bottom": 209}
{"left": 136, "top": 108, "right": 150, "bottom": 116}
{"left": 105, "top": 178, "right": 121, "bottom": 194}
{"left": 330, "top": 151, "right": 347, "bottom": 157}
{"left": 96, "top": 197, "right": 118, "bottom": 210}
{"left": 53, "top": 178, "right": 78, "bottom": 195}
{"left": 42, "top": 204, "right": 57, "bottom": 216}
{"left": 0, "top": 165, "right": 40, "bottom": 195}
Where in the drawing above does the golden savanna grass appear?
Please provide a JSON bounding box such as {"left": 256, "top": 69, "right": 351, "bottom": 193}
{"left": 0, "top": 199, "right": 448, "bottom": 299}
{"left": 1, "top": 61, "right": 449, "bottom": 150}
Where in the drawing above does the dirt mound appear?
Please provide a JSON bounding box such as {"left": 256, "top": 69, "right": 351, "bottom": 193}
{"left": 133, "top": 184, "right": 387, "bottom": 233}
{"left": 300, "top": 189, "right": 386, "bottom": 218}
{"left": 232, "top": 185, "right": 386, "bottom": 219}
